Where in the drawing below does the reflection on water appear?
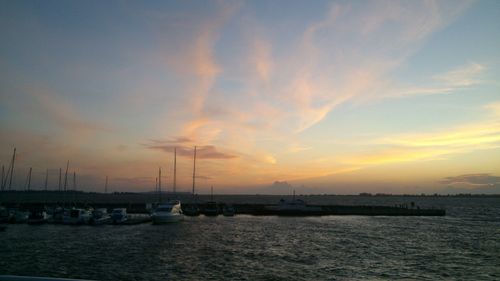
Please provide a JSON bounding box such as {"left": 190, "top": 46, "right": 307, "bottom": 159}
{"left": 1, "top": 197, "right": 499, "bottom": 280}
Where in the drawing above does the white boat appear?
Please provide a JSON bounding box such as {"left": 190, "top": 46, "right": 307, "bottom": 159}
{"left": 89, "top": 208, "right": 111, "bottom": 225}
{"left": 151, "top": 200, "right": 184, "bottom": 224}
{"left": 111, "top": 208, "right": 128, "bottom": 224}
{"left": 63, "top": 208, "right": 91, "bottom": 225}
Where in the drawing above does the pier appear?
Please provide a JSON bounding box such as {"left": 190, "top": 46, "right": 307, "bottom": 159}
{"left": 188, "top": 203, "right": 445, "bottom": 216}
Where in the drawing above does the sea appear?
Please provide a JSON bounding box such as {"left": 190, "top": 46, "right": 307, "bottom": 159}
{"left": 1, "top": 196, "right": 499, "bottom": 280}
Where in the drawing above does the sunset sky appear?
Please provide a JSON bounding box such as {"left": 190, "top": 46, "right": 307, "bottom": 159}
{"left": 1, "top": 0, "right": 499, "bottom": 194}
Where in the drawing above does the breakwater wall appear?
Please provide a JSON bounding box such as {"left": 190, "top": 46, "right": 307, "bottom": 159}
{"left": 0, "top": 202, "right": 445, "bottom": 216}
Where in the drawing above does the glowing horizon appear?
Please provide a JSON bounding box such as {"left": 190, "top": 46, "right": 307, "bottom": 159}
{"left": 1, "top": 0, "right": 499, "bottom": 194}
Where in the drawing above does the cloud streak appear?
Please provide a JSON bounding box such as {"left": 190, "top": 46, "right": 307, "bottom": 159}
{"left": 144, "top": 138, "right": 238, "bottom": 160}
{"left": 440, "top": 174, "right": 500, "bottom": 186}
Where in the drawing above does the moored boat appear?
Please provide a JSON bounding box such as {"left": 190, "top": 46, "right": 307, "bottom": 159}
{"left": 63, "top": 208, "right": 91, "bottom": 225}
{"left": 151, "top": 200, "right": 184, "bottom": 224}
{"left": 183, "top": 204, "right": 200, "bottom": 216}
{"left": 27, "top": 208, "right": 51, "bottom": 224}
{"left": 49, "top": 207, "right": 67, "bottom": 224}
{"left": 222, "top": 204, "right": 235, "bottom": 216}
{"left": 203, "top": 186, "right": 219, "bottom": 216}
{"left": 9, "top": 209, "right": 29, "bottom": 223}
{"left": 111, "top": 208, "right": 128, "bottom": 224}
{"left": 0, "top": 206, "right": 9, "bottom": 223}
{"left": 89, "top": 208, "right": 111, "bottom": 225}
{"left": 203, "top": 201, "right": 219, "bottom": 216}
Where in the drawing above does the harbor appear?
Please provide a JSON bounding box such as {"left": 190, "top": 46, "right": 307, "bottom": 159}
{"left": 0, "top": 191, "right": 446, "bottom": 226}
{"left": 0, "top": 146, "right": 446, "bottom": 229}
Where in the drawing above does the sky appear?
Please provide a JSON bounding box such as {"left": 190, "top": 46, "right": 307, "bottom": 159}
{"left": 1, "top": 0, "right": 499, "bottom": 194}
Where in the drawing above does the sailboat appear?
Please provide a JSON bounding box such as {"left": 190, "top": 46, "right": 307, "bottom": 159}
{"left": 151, "top": 148, "right": 184, "bottom": 223}
{"left": 0, "top": 147, "right": 16, "bottom": 191}
{"left": 27, "top": 209, "right": 50, "bottom": 224}
{"left": 10, "top": 166, "right": 30, "bottom": 223}
{"left": 203, "top": 186, "right": 218, "bottom": 216}
{"left": 183, "top": 146, "right": 200, "bottom": 216}
{"left": 62, "top": 170, "right": 92, "bottom": 225}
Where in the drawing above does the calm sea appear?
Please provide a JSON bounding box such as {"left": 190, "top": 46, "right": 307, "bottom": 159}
{"left": 1, "top": 196, "right": 499, "bottom": 280}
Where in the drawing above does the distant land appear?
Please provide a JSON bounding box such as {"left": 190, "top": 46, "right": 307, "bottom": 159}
{"left": 0, "top": 190, "right": 498, "bottom": 207}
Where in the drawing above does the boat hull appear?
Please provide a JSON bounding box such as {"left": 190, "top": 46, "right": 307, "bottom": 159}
{"left": 27, "top": 218, "right": 49, "bottom": 225}
{"left": 89, "top": 217, "right": 111, "bottom": 225}
{"left": 203, "top": 210, "right": 218, "bottom": 216}
{"left": 182, "top": 206, "right": 200, "bottom": 216}
{"left": 152, "top": 214, "right": 184, "bottom": 224}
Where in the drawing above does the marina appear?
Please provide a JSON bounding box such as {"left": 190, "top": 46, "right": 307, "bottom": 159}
{"left": 0, "top": 192, "right": 445, "bottom": 227}
{"left": 1, "top": 196, "right": 498, "bottom": 281}
{"left": 1, "top": 1, "right": 499, "bottom": 280}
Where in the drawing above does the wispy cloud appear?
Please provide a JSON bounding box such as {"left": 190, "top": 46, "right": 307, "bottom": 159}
{"left": 434, "top": 62, "right": 485, "bottom": 87}
{"left": 139, "top": 1, "right": 476, "bottom": 165}
{"left": 440, "top": 173, "right": 500, "bottom": 186}
{"left": 388, "top": 62, "right": 486, "bottom": 98}
{"left": 249, "top": 38, "right": 274, "bottom": 82}
{"left": 147, "top": 0, "right": 478, "bottom": 177}
{"left": 224, "top": 0, "right": 472, "bottom": 137}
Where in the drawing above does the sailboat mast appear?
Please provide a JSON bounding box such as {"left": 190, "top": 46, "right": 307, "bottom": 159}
{"left": 173, "top": 148, "right": 177, "bottom": 194}
{"left": 192, "top": 146, "right": 197, "bottom": 195}
{"left": 44, "top": 169, "right": 48, "bottom": 191}
{"left": 105, "top": 176, "right": 108, "bottom": 193}
{"left": 8, "top": 147, "right": 16, "bottom": 190}
{"left": 2, "top": 165, "right": 10, "bottom": 190}
{"left": 158, "top": 167, "right": 162, "bottom": 203}
{"left": 27, "top": 167, "right": 32, "bottom": 191}
{"left": 1, "top": 165, "right": 3, "bottom": 191}
{"left": 58, "top": 168, "right": 62, "bottom": 191}
{"left": 63, "top": 161, "right": 69, "bottom": 192}
{"left": 211, "top": 186, "right": 213, "bottom": 201}
{"left": 63, "top": 161, "right": 69, "bottom": 207}
{"left": 73, "top": 171, "right": 77, "bottom": 206}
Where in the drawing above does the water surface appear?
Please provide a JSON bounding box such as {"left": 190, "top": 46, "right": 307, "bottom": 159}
{"left": 1, "top": 197, "right": 499, "bottom": 280}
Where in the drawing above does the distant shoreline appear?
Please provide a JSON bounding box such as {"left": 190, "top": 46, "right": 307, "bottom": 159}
{"left": 1, "top": 190, "right": 499, "bottom": 199}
